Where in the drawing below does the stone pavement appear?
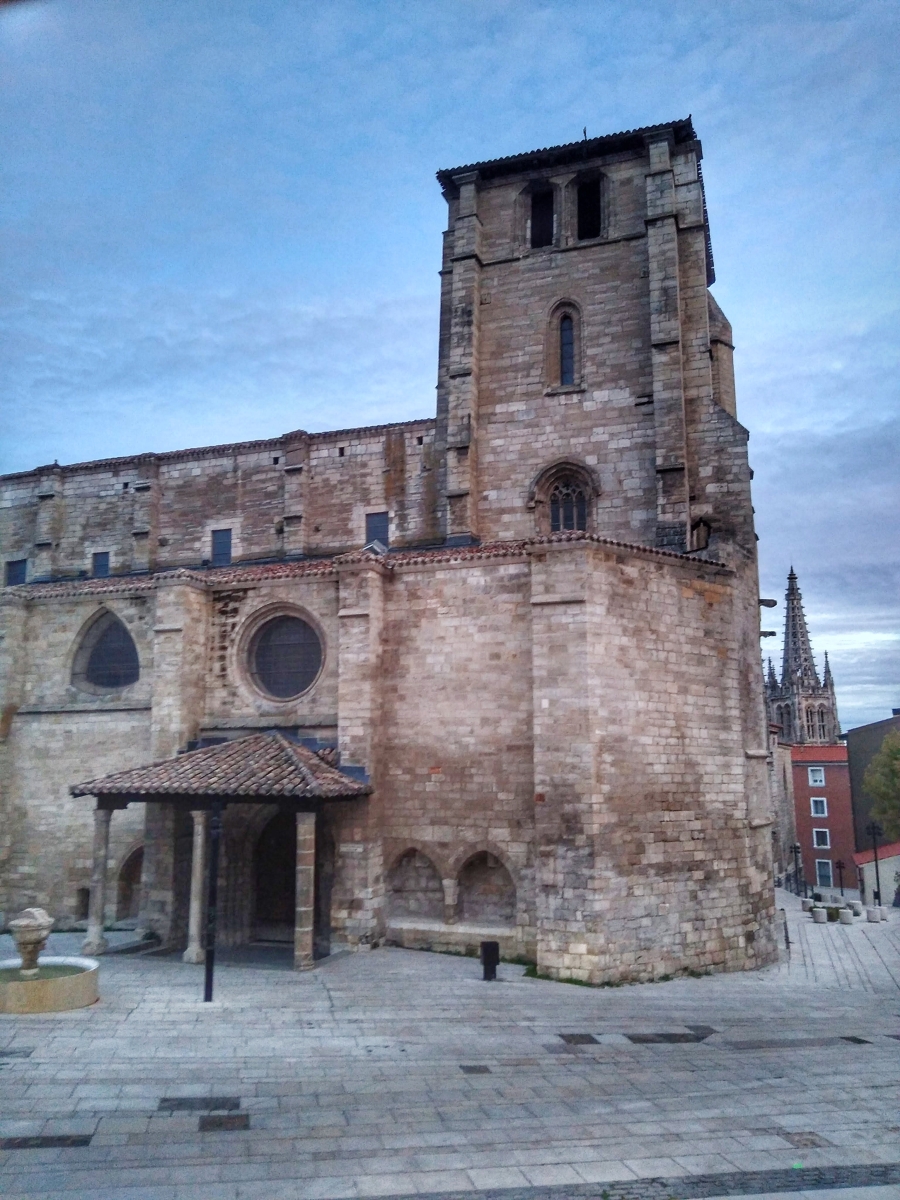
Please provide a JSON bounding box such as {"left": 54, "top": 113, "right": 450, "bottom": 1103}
{"left": 1, "top": 889, "right": 898, "bottom": 1200}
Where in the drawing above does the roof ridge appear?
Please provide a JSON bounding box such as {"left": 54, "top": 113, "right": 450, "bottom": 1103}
{"left": 437, "top": 118, "right": 696, "bottom": 183}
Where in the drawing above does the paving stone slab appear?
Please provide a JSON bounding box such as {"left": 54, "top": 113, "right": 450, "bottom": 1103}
{"left": 1, "top": 901, "right": 898, "bottom": 1200}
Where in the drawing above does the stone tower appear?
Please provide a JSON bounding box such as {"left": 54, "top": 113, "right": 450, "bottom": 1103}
{"left": 433, "top": 119, "right": 752, "bottom": 560}
{"left": 765, "top": 569, "right": 840, "bottom": 744}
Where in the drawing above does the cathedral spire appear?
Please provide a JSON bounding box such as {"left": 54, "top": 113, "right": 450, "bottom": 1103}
{"left": 780, "top": 568, "right": 820, "bottom": 689}
{"left": 765, "top": 568, "right": 841, "bottom": 744}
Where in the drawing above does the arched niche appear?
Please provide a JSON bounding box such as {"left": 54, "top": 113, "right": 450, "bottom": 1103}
{"left": 386, "top": 849, "right": 444, "bottom": 920}
{"left": 457, "top": 851, "right": 516, "bottom": 926}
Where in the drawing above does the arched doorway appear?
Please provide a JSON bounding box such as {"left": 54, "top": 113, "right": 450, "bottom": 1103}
{"left": 117, "top": 846, "right": 143, "bottom": 921}
{"left": 253, "top": 810, "right": 296, "bottom": 942}
{"left": 252, "top": 809, "right": 334, "bottom": 957}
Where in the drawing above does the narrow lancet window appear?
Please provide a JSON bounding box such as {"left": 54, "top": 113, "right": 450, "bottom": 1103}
{"left": 531, "top": 189, "right": 554, "bottom": 248}
{"left": 577, "top": 179, "right": 602, "bottom": 240}
{"left": 559, "top": 314, "right": 575, "bottom": 386}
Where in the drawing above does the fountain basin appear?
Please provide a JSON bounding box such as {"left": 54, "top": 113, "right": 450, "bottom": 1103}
{"left": 0, "top": 956, "right": 99, "bottom": 1014}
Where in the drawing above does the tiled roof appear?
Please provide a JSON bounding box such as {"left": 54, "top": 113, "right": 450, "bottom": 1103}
{"left": 790, "top": 744, "right": 848, "bottom": 762}
{"left": 9, "top": 532, "right": 727, "bottom": 601}
{"left": 70, "top": 733, "right": 371, "bottom": 801}
{"left": 853, "top": 839, "right": 900, "bottom": 866}
{"left": 436, "top": 118, "right": 696, "bottom": 185}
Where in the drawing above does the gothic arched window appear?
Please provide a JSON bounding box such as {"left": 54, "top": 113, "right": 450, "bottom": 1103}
{"left": 559, "top": 314, "right": 575, "bottom": 386}
{"left": 530, "top": 460, "right": 595, "bottom": 536}
{"left": 782, "top": 706, "right": 792, "bottom": 740}
{"left": 549, "top": 477, "right": 587, "bottom": 532}
{"left": 72, "top": 611, "right": 140, "bottom": 693}
{"left": 817, "top": 708, "right": 827, "bottom": 740}
{"left": 546, "top": 303, "right": 581, "bottom": 389}
{"left": 805, "top": 707, "right": 816, "bottom": 740}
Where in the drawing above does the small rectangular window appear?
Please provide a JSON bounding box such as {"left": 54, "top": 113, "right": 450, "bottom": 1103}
{"left": 808, "top": 767, "right": 825, "bottom": 787}
{"left": 5, "top": 559, "right": 27, "bottom": 586}
{"left": 272, "top": 456, "right": 280, "bottom": 465}
{"left": 531, "top": 189, "right": 554, "bottom": 248}
{"left": 92, "top": 552, "right": 110, "bottom": 578}
{"left": 815, "top": 859, "right": 833, "bottom": 889}
{"left": 211, "top": 528, "right": 232, "bottom": 567}
{"left": 365, "top": 512, "right": 389, "bottom": 548}
{"left": 813, "top": 828, "right": 830, "bottom": 849}
{"left": 577, "top": 179, "right": 602, "bottom": 240}
{"left": 811, "top": 796, "right": 827, "bottom": 817}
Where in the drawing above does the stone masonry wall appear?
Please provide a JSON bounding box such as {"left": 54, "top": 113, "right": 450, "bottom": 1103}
{"left": 379, "top": 554, "right": 536, "bottom": 945}
{"left": 530, "top": 540, "right": 776, "bottom": 982}
{"left": 0, "top": 420, "right": 437, "bottom": 589}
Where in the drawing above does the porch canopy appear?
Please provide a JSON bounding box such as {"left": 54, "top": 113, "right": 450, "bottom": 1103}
{"left": 71, "top": 733, "right": 371, "bottom": 969}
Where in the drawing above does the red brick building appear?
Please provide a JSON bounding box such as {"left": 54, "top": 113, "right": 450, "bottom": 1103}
{"left": 791, "top": 744, "right": 856, "bottom": 897}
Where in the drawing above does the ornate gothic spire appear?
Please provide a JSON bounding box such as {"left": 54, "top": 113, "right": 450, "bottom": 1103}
{"left": 766, "top": 568, "right": 841, "bottom": 744}
{"left": 823, "top": 651, "right": 834, "bottom": 689}
{"left": 766, "top": 657, "right": 778, "bottom": 693}
{"left": 780, "top": 568, "right": 820, "bottom": 689}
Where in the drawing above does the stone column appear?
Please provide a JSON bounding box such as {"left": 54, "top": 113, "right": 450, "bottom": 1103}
{"left": 182, "top": 810, "right": 207, "bottom": 964}
{"left": 82, "top": 806, "right": 112, "bottom": 955}
{"left": 294, "top": 810, "right": 316, "bottom": 970}
{"left": 442, "top": 878, "right": 458, "bottom": 925}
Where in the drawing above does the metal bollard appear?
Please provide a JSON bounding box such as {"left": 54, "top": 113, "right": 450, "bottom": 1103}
{"left": 481, "top": 940, "right": 500, "bottom": 981}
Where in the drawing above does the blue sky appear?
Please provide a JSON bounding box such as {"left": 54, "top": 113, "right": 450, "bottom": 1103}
{"left": 1, "top": 0, "right": 898, "bottom": 727}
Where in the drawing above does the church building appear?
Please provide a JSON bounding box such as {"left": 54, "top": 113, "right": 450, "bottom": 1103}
{"left": 0, "top": 119, "right": 778, "bottom": 982}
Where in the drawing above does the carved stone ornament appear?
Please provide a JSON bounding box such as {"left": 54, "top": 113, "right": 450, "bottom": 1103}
{"left": 9, "top": 907, "right": 55, "bottom": 977}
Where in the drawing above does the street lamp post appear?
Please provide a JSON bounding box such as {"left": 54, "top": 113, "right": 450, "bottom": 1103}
{"left": 790, "top": 843, "right": 803, "bottom": 897}
{"left": 834, "top": 859, "right": 845, "bottom": 896}
{"left": 866, "top": 822, "right": 883, "bottom": 906}
{"left": 204, "top": 800, "right": 224, "bottom": 1003}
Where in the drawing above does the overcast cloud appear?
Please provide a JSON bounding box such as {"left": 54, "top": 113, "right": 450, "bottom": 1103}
{"left": 1, "top": 0, "right": 897, "bottom": 728}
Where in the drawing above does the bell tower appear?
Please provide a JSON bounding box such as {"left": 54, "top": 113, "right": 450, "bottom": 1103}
{"left": 434, "top": 119, "right": 751, "bottom": 559}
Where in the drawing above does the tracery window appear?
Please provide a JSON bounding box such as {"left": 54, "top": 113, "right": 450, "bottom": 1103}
{"left": 781, "top": 706, "right": 792, "bottom": 740}
{"left": 530, "top": 460, "right": 595, "bottom": 536}
{"left": 250, "top": 614, "right": 322, "bottom": 699}
{"left": 805, "top": 707, "right": 816, "bottom": 740}
{"left": 817, "top": 708, "right": 827, "bottom": 740}
{"left": 549, "top": 477, "right": 587, "bottom": 532}
{"left": 72, "top": 611, "right": 140, "bottom": 692}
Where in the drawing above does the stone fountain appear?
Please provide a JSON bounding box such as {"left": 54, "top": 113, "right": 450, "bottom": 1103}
{"left": 0, "top": 907, "right": 99, "bottom": 1013}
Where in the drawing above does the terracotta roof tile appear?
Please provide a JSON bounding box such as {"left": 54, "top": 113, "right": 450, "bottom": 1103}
{"left": 70, "top": 733, "right": 371, "bottom": 801}
{"left": 10, "top": 531, "right": 726, "bottom": 601}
